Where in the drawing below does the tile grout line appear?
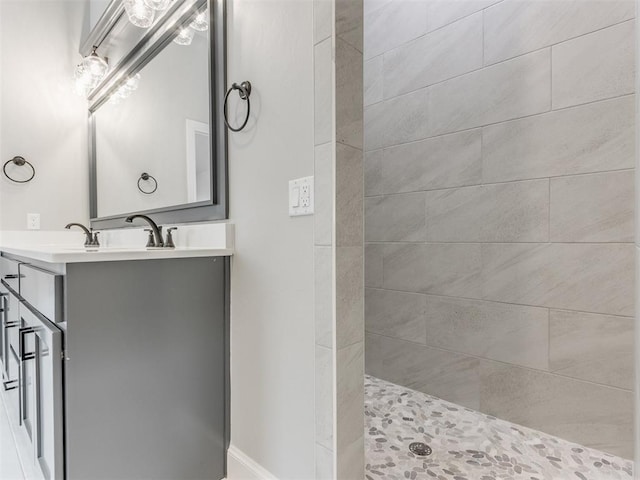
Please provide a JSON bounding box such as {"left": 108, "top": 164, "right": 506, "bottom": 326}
{"left": 365, "top": 93, "right": 635, "bottom": 153}
{"left": 365, "top": 331, "right": 634, "bottom": 394}
{"left": 362, "top": 286, "right": 635, "bottom": 320}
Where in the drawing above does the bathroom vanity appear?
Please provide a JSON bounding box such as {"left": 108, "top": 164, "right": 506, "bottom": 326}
{"left": 0, "top": 246, "right": 230, "bottom": 480}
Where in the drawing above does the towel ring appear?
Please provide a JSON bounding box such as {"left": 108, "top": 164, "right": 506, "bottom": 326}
{"left": 3, "top": 156, "right": 35, "bottom": 183}
{"left": 224, "top": 81, "right": 252, "bottom": 132}
{"left": 138, "top": 172, "right": 158, "bottom": 194}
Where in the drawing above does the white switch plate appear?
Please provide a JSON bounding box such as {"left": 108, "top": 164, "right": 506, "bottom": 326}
{"left": 289, "top": 176, "right": 314, "bottom": 216}
{"left": 27, "top": 213, "right": 40, "bottom": 230}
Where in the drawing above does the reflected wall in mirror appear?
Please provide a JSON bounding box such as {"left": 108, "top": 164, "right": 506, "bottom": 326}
{"left": 94, "top": 28, "right": 211, "bottom": 217}
{"left": 88, "top": 0, "right": 227, "bottom": 228}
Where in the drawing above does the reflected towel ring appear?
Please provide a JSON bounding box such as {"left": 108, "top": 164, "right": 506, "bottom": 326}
{"left": 224, "top": 81, "right": 252, "bottom": 132}
{"left": 138, "top": 172, "right": 158, "bottom": 194}
{"left": 3, "top": 156, "right": 35, "bottom": 183}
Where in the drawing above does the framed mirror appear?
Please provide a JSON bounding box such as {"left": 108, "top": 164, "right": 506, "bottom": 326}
{"left": 85, "top": 0, "right": 227, "bottom": 229}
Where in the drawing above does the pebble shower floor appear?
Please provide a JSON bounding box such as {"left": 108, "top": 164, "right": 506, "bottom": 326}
{"left": 364, "top": 376, "right": 633, "bottom": 480}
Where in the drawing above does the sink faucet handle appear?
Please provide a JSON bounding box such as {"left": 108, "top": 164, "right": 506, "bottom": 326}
{"left": 165, "top": 227, "right": 177, "bottom": 248}
{"left": 91, "top": 231, "right": 100, "bottom": 247}
{"left": 144, "top": 229, "right": 156, "bottom": 248}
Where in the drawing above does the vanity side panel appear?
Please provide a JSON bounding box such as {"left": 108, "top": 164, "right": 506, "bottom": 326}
{"left": 64, "top": 257, "right": 227, "bottom": 480}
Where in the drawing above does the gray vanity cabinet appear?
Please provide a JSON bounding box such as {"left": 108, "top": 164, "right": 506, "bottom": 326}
{"left": 0, "top": 253, "right": 229, "bottom": 480}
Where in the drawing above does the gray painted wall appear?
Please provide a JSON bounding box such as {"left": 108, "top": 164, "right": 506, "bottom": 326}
{"left": 364, "top": 0, "right": 635, "bottom": 459}
{"left": 0, "top": 1, "right": 89, "bottom": 231}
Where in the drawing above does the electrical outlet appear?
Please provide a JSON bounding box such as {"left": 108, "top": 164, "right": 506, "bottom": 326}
{"left": 27, "top": 213, "right": 40, "bottom": 230}
{"left": 289, "top": 176, "right": 314, "bottom": 216}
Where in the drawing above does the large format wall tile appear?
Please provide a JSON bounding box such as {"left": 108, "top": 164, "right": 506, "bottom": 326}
{"left": 426, "top": 0, "right": 502, "bottom": 33}
{"left": 484, "top": 0, "right": 635, "bottom": 65}
{"left": 365, "top": 288, "right": 426, "bottom": 342}
{"left": 552, "top": 20, "right": 635, "bottom": 109}
{"left": 550, "top": 310, "right": 634, "bottom": 391}
{"left": 482, "top": 243, "right": 634, "bottom": 316}
{"left": 336, "top": 247, "right": 364, "bottom": 349}
{"left": 383, "top": 243, "right": 482, "bottom": 297}
{"left": 480, "top": 362, "right": 634, "bottom": 459}
{"left": 364, "top": 0, "right": 429, "bottom": 59}
{"left": 425, "top": 180, "right": 549, "bottom": 242}
{"left": 550, "top": 170, "right": 634, "bottom": 243}
{"left": 315, "top": 142, "right": 334, "bottom": 246}
{"left": 335, "top": 342, "right": 364, "bottom": 479}
{"left": 315, "top": 444, "right": 333, "bottom": 480}
{"left": 336, "top": 0, "right": 363, "bottom": 52}
{"left": 315, "top": 345, "right": 334, "bottom": 450}
{"left": 425, "top": 296, "right": 549, "bottom": 370}
{"left": 364, "top": 56, "right": 383, "bottom": 106}
{"left": 314, "top": 0, "right": 332, "bottom": 44}
{"left": 336, "top": 39, "right": 364, "bottom": 149}
{"left": 365, "top": 243, "right": 384, "bottom": 288}
{"left": 315, "top": 247, "right": 333, "bottom": 349}
{"left": 366, "top": 333, "right": 480, "bottom": 409}
{"left": 364, "top": 130, "right": 482, "bottom": 196}
{"left": 364, "top": 88, "right": 430, "bottom": 151}
{"left": 336, "top": 143, "right": 363, "bottom": 246}
{"left": 483, "top": 95, "right": 635, "bottom": 183}
{"left": 383, "top": 12, "right": 482, "bottom": 99}
{"left": 314, "top": 38, "right": 333, "bottom": 145}
{"left": 365, "top": 193, "right": 426, "bottom": 242}
{"left": 429, "top": 49, "right": 551, "bottom": 136}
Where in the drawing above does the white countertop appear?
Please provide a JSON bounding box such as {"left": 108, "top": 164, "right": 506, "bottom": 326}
{"left": 1, "top": 245, "right": 233, "bottom": 264}
{"left": 0, "top": 223, "right": 234, "bottom": 264}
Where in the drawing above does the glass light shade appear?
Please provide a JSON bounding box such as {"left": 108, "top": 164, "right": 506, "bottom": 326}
{"left": 124, "top": 0, "right": 155, "bottom": 28}
{"left": 74, "top": 63, "right": 99, "bottom": 96}
{"left": 82, "top": 50, "right": 108, "bottom": 80}
{"left": 144, "top": 0, "right": 172, "bottom": 10}
{"left": 173, "top": 27, "right": 194, "bottom": 46}
{"left": 189, "top": 9, "right": 209, "bottom": 31}
{"left": 116, "top": 85, "right": 132, "bottom": 99}
{"left": 124, "top": 73, "right": 141, "bottom": 91}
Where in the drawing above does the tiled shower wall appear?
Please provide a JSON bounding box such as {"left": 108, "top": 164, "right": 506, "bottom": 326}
{"left": 314, "top": 0, "right": 364, "bottom": 477}
{"left": 364, "top": 0, "right": 635, "bottom": 459}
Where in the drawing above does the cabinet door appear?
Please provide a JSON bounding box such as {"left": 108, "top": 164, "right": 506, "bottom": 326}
{"left": 20, "top": 306, "right": 64, "bottom": 480}
{"left": 3, "top": 289, "right": 20, "bottom": 389}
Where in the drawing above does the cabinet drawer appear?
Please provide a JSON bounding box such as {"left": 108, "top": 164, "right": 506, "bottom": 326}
{"left": 0, "top": 256, "right": 22, "bottom": 293}
{"left": 19, "top": 265, "right": 63, "bottom": 324}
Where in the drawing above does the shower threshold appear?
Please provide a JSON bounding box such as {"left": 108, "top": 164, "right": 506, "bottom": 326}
{"left": 365, "top": 375, "right": 632, "bottom": 480}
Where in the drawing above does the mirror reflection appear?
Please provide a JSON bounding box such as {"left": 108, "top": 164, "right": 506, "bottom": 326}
{"left": 93, "top": 12, "right": 211, "bottom": 218}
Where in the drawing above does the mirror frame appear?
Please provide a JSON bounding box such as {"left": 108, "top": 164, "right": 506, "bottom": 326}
{"left": 85, "top": 0, "right": 227, "bottom": 229}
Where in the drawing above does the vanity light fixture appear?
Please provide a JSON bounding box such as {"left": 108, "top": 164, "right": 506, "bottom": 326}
{"left": 124, "top": 0, "right": 155, "bottom": 28}
{"left": 108, "top": 73, "right": 142, "bottom": 105}
{"left": 173, "top": 27, "right": 195, "bottom": 46}
{"left": 189, "top": 8, "right": 209, "bottom": 31}
{"left": 82, "top": 46, "right": 109, "bottom": 80}
{"left": 144, "top": 0, "right": 173, "bottom": 10}
{"left": 74, "top": 47, "right": 108, "bottom": 97}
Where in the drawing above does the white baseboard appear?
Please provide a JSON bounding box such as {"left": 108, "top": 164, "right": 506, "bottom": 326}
{"left": 226, "top": 445, "right": 279, "bottom": 480}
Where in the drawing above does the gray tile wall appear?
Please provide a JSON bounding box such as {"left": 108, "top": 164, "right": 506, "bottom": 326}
{"left": 364, "top": 0, "right": 635, "bottom": 459}
{"left": 314, "top": 0, "right": 365, "bottom": 477}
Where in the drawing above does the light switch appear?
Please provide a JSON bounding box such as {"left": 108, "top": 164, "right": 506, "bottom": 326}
{"left": 289, "top": 176, "right": 314, "bottom": 216}
{"left": 290, "top": 187, "right": 300, "bottom": 207}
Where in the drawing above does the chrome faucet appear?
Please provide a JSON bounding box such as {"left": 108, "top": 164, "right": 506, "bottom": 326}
{"left": 65, "top": 223, "right": 98, "bottom": 246}
{"left": 125, "top": 214, "right": 164, "bottom": 247}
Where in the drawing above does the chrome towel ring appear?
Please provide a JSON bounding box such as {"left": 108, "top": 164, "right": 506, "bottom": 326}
{"left": 224, "top": 81, "right": 252, "bottom": 132}
{"left": 138, "top": 172, "right": 158, "bottom": 194}
{"left": 3, "top": 156, "right": 35, "bottom": 183}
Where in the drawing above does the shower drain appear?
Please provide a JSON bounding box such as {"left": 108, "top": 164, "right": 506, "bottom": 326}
{"left": 409, "top": 442, "right": 432, "bottom": 457}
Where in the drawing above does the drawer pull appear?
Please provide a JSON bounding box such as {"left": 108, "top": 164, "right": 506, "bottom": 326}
{"left": 19, "top": 327, "right": 36, "bottom": 362}
{"left": 3, "top": 379, "right": 17, "bottom": 391}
